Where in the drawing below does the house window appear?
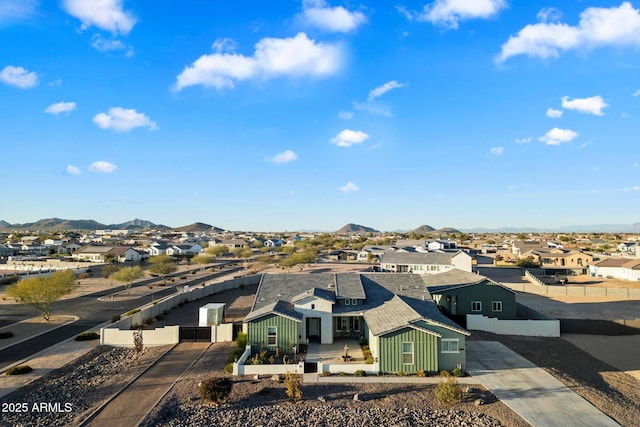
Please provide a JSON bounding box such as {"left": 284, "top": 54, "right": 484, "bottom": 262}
{"left": 492, "top": 301, "right": 503, "bottom": 312}
{"left": 402, "top": 342, "right": 414, "bottom": 364}
{"left": 345, "top": 299, "right": 350, "bottom": 305}
{"left": 267, "top": 326, "right": 277, "bottom": 347}
{"left": 471, "top": 301, "right": 482, "bottom": 312}
{"left": 442, "top": 339, "right": 459, "bottom": 353}
{"left": 311, "top": 304, "right": 315, "bottom": 310}
{"left": 350, "top": 299, "right": 357, "bottom": 305}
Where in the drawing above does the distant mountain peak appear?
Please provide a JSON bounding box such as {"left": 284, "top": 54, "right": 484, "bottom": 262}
{"left": 335, "top": 223, "right": 380, "bottom": 234}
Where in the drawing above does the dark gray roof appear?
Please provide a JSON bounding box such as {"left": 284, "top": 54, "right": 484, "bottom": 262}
{"left": 244, "top": 300, "right": 303, "bottom": 322}
{"left": 252, "top": 273, "right": 337, "bottom": 311}
{"left": 363, "top": 295, "right": 422, "bottom": 336}
{"left": 292, "top": 287, "right": 336, "bottom": 304}
{"left": 335, "top": 273, "right": 366, "bottom": 299}
{"left": 379, "top": 251, "right": 457, "bottom": 265}
{"left": 420, "top": 269, "right": 486, "bottom": 288}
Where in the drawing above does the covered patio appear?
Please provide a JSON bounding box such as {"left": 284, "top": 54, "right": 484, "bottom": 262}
{"left": 305, "top": 338, "right": 366, "bottom": 364}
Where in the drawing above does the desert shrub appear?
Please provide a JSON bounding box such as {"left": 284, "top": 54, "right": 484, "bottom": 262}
{"left": 354, "top": 370, "right": 366, "bottom": 377}
{"left": 397, "top": 370, "right": 405, "bottom": 377}
{"left": 435, "top": 376, "right": 462, "bottom": 404}
{"left": 440, "top": 370, "right": 451, "bottom": 377}
{"left": 145, "top": 317, "right": 155, "bottom": 325}
{"left": 0, "top": 331, "right": 14, "bottom": 339}
{"left": 320, "top": 371, "right": 331, "bottom": 376}
{"left": 78, "top": 272, "right": 91, "bottom": 279}
{"left": 339, "top": 371, "right": 346, "bottom": 376}
{"left": 6, "top": 365, "right": 33, "bottom": 375}
{"left": 284, "top": 372, "right": 302, "bottom": 400}
{"left": 125, "top": 309, "right": 140, "bottom": 316}
{"left": 359, "top": 337, "right": 368, "bottom": 346}
{"left": 236, "top": 332, "right": 247, "bottom": 349}
{"left": 75, "top": 332, "right": 100, "bottom": 341}
{"left": 110, "top": 315, "right": 120, "bottom": 323}
{"left": 451, "top": 367, "right": 467, "bottom": 377}
{"left": 417, "top": 370, "right": 426, "bottom": 377}
{"left": 199, "top": 377, "right": 233, "bottom": 403}
{"left": 365, "top": 356, "right": 374, "bottom": 364}
{"left": 155, "top": 314, "right": 164, "bottom": 321}
{"left": 223, "top": 363, "right": 234, "bottom": 373}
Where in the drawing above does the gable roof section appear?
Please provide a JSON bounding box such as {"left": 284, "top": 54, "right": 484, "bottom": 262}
{"left": 244, "top": 300, "right": 303, "bottom": 323}
{"left": 420, "top": 269, "right": 485, "bottom": 288}
{"left": 364, "top": 295, "right": 422, "bottom": 336}
{"left": 335, "top": 273, "right": 366, "bottom": 299}
{"left": 594, "top": 258, "right": 640, "bottom": 269}
{"left": 292, "top": 287, "right": 336, "bottom": 304}
{"left": 252, "top": 273, "right": 336, "bottom": 312}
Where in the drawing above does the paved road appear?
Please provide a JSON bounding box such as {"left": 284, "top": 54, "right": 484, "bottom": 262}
{"left": 84, "top": 342, "right": 209, "bottom": 427}
{"left": 466, "top": 341, "right": 619, "bottom": 427}
{"left": 0, "top": 265, "right": 241, "bottom": 368}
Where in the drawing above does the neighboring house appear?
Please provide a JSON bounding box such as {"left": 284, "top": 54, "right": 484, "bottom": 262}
{"left": 425, "top": 270, "right": 517, "bottom": 319}
{"left": 73, "top": 245, "right": 144, "bottom": 262}
{"left": 243, "top": 273, "right": 470, "bottom": 373}
{"left": 326, "top": 250, "right": 358, "bottom": 262}
{"left": 427, "top": 240, "right": 457, "bottom": 251}
{"left": 148, "top": 242, "right": 171, "bottom": 256}
{"left": 219, "top": 239, "right": 249, "bottom": 250}
{"left": 379, "top": 251, "right": 472, "bottom": 274}
{"left": 166, "top": 244, "right": 203, "bottom": 256}
{"left": 511, "top": 240, "right": 547, "bottom": 256}
{"left": 20, "top": 236, "right": 41, "bottom": 246}
{"left": 521, "top": 248, "right": 593, "bottom": 269}
{"left": 264, "top": 239, "right": 283, "bottom": 247}
{"left": 617, "top": 242, "right": 639, "bottom": 256}
{"left": 0, "top": 244, "right": 16, "bottom": 257}
{"left": 589, "top": 258, "right": 640, "bottom": 281}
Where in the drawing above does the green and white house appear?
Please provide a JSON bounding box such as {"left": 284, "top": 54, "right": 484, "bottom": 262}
{"left": 242, "top": 272, "right": 470, "bottom": 374}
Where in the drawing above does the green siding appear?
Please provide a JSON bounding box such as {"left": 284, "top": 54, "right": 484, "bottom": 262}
{"left": 416, "top": 321, "right": 467, "bottom": 370}
{"left": 433, "top": 281, "right": 517, "bottom": 319}
{"left": 247, "top": 314, "right": 299, "bottom": 353}
{"left": 379, "top": 327, "right": 438, "bottom": 374}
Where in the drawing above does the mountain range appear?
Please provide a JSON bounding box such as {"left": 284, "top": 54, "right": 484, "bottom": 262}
{"left": 0, "top": 218, "right": 638, "bottom": 233}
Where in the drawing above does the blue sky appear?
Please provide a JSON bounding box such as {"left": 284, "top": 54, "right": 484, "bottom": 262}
{"left": 1, "top": 0, "right": 639, "bottom": 231}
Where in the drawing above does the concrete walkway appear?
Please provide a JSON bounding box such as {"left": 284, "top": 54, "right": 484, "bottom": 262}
{"left": 466, "top": 341, "right": 619, "bottom": 427}
{"left": 83, "top": 342, "right": 210, "bottom": 427}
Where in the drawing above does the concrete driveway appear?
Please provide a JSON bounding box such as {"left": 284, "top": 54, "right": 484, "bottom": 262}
{"left": 466, "top": 341, "right": 619, "bottom": 427}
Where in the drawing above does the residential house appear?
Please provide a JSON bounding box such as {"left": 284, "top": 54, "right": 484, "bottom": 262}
{"left": 589, "top": 258, "right": 640, "bottom": 281}
{"left": 219, "top": 239, "right": 249, "bottom": 250}
{"left": 379, "top": 251, "right": 472, "bottom": 274}
{"left": 427, "top": 239, "right": 457, "bottom": 251}
{"left": 73, "top": 245, "right": 144, "bottom": 262}
{"left": 147, "top": 242, "right": 171, "bottom": 256}
{"left": 264, "top": 238, "right": 283, "bottom": 247}
{"left": 425, "top": 270, "right": 517, "bottom": 319}
{"left": 521, "top": 248, "right": 593, "bottom": 269}
{"left": 617, "top": 242, "right": 639, "bottom": 257}
{"left": 166, "top": 244, "right": 203, "bottom": 256}
{"left": 243, "top": 273, "right": 470, "bottom": 373}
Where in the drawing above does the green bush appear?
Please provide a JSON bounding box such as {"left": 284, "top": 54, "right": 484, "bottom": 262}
{"left": 435, "top": 376, "right": 462, "bottom": 404}
{"left": 199, "top": 377, "right": 233, "bottom": 403}
{"left": 397, "top": 370, "right": 405, "bottom": 377}
{"left": 236, "top": 332, "right": 247, "bottom": 349}
{"left": 6, "top": 365, "right": 33, "bottom": 375}
{"left": 125, "top": 309, "right": 140, "bottom": 316}
{"left": 0, "top": 331, "right": 14, "bottom": 339}
{"left": 75, "top": 332, "right": 100, "bottom": 341}
{"left": 451, "top": 367, "right": 467, "bottom": 377}
{"left": 417, "top": 370, "right": 426, "bottom": 377}
{"left": 223, "top": 363, "right": 234, "bottom": 373}
{"left": 354, "top": 370, "right": 366, "bottom": 377}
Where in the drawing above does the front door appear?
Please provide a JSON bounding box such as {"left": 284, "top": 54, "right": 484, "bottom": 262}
{"left": 307, "top": 318, "right": 320, "bottom": 339}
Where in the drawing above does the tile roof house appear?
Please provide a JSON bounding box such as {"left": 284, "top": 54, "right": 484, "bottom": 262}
{"left": 73, "top": 245, "right": 144, "bottom": 262}
{"left": 379, "top": 251, "right": 472, "bottom": 274}
{"left": 589, "top": 258, "right": 640, "bottom": 281}
{"left": 243, "top": 273, "right": 470, "bottom": 374}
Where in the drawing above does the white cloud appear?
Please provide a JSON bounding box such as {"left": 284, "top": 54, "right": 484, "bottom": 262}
{"left": 268, "top": 149, "right": 298, "bottom": 164}
{"left": 352, "top": 101, "right": 392, "bottom": 117}
{"left": 300, "top": 0, "right": 367, "bottom": 33}
{"left": 536, "top": 7, "right": 562, "bottom": 23}
{"left": 561, "top": 95, "right": 609, "bottom": 116}
{"left": 65, "top": 165, "right": 81, "bottom": 175}
{"left": 546, "top": 108, "right": 563, "bottom": 118}
{"left": 93, "top": 107, "right": 158, "bottom": 132}
{"left": 339, "top": 181, "right": 359, "bottom": 192}
{"left": 88, "top": 161, "right": 118, "bottom": 173}
{"left": 401, "top": 0, "right": 507, "bottom": 29}
{"left": 490, "top": 146, "right": 504, "bottom": 155}
{"left": 497, "top": 2, "right": 640, "bottom": 63}
{"left": 368, "top": 80, "right": 406, "bottom": 101}
{"left": 538, "top": 128, "right": 578, "bottom": 146}
{"left": 45, "top": 101, "right": 77, "bottom": 115}
{"left": 0, "top": 0, "right": 38, "bottom": 24}
{"left": 174, "top": 32, "right": 342, "bottom": 91}
{"left": 91, "top": 34, "right": 134, "bottom": 56}
{"left": 338, "top": 110, "right": 353, "bottom": 120}
{"left": 0, "top": 65, "right": 38, "bottom": 88}
{"left": 331, "top": 129, "right": 369, "bottom": 147}
{"left": 62, "top": 0, "right": 135, "bottom": 35}
{"left": 515, "top": 136, "right": 532, "bottom": 144}
{"left": 634, "top": 89, "right": 640, "bottom": 96}
{"left": 622, "top": 185, "right": 640, "bottom": 192}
